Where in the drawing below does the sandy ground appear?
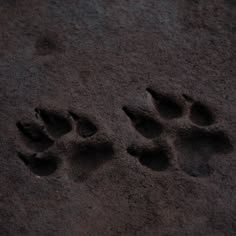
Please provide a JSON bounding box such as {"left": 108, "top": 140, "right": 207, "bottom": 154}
{"left": 0, "top": 0, "right": 235, "bottom": 235}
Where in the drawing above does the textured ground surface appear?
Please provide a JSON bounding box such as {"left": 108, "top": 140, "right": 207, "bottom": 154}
{"left": 0, "top": 0, "right": 235, "bottom": 235}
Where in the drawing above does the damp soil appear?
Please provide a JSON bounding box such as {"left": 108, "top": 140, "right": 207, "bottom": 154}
{"left": 0, "top": 1, "right": 235, "bottom": 235}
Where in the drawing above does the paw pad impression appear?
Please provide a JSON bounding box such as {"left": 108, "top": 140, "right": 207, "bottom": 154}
{"left": 16, "top": 108, "right": 114, "bottom": 180}
{"left": 124, "top": 89, "right": 233, "bottom": 177}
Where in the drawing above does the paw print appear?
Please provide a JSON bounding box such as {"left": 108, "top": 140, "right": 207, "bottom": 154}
{"left": 16, "top": 108, "right": 114, "bottom": 181}
{"left": 123, "top": 89, "right": 233, "bottom": 177}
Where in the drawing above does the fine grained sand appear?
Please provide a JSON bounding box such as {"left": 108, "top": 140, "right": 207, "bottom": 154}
{"left": 0, "top": 1, "right": 235, "bottom": 235}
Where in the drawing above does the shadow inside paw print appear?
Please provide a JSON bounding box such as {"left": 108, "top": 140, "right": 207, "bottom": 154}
{"left": 18, "top": 152, "right": 58, "bottom": 176}
{"left": 127, "top": 145, "right": 170, "bottom": 171}
{"left": 189, "top": 102, "right": 215, "bottom": 126}
{"left": 35, "top": 108, "right": 72, "bottom": 138}
{"left": 69, "top": 112, "right": 98, "bottom": 138}
{"left": 124, "top": 89, "right": 233, "bottom": 177}
{"left": 69, "top": 141, "right": 114, "bottom": 181}
{"left": 176, "top": 128, "right": 233, "bottom": 177}
{"left": 16, "top": 108, "right": 113, "bottom": 180}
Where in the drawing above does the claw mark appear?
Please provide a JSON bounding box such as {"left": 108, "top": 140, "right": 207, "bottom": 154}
{"left": 147, "top": 88, "right": 183, "bottom": 119}
{"left": 36, "top": 109, "right": 72, "bottom": 138}
{"left": 123, "top": 106, "right": 163, "bottom": 139}
{"left": 16, "top": 121, "right": 54, "bottom": 152}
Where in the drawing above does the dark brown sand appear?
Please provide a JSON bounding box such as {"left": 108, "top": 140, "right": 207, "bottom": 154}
{"left": 0, "top": 1, "right": 235, "bottom": 235}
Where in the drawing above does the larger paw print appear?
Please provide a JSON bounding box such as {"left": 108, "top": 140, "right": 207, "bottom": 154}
{"left": 16, "top": 108, "right": 114, "bottom": 181}
{"left": 124, "top": 89, "right": 233, "bottom": 177}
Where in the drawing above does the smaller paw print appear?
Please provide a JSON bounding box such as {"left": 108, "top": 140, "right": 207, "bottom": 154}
{"left": 16, "top": 108, "right": 114, "bottom": 181}
{"left": 123, "top": 88, "right": 233, "bottom": 178}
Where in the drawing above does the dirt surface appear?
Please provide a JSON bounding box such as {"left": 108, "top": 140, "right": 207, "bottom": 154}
{"left": 0, "top": 0, "right": 235, "bottom": 235}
